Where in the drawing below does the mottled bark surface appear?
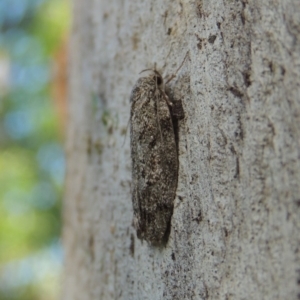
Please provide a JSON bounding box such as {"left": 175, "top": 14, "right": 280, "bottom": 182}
{"left": 62, "top": 0, "right": 300, "bottom": 299}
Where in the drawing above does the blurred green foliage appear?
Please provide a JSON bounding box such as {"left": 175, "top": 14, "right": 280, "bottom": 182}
{"left": 0, "top": 0, "right": 70, "bottom": 299}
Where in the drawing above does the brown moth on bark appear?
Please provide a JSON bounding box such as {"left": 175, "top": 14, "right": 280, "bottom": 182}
{"left": 130, "top": 53, "right": 192, "bottom": 246}
{"left": 130, "top": 53, "right": 188, "bottom": 246}
{"left": 130, "top": 69, "right": 179, "bottom": 246}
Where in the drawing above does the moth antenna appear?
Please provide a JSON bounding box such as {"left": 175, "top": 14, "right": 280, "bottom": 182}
{"left": 165, "top": 51, "right": 190, "bottom": 84}
{"left": 139, "top": 68, "right": 153, "bottom": 74}
{"left": 140, "top": 68, "right": 161, "bottom": 78}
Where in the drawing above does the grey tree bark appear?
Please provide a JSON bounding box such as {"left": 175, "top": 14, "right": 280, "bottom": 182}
{"left": 62, "top": 0, "right": 300, "bottom": 299}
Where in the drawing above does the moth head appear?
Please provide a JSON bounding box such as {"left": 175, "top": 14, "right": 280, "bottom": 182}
{"left": 152, "top": 70, "right": 163, "bottom": 87}
{"left": 139, "top": 68, "right": 164, "bottom": 87}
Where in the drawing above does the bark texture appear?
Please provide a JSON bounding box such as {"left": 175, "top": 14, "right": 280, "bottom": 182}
{"left": 62, "top": 0, "right": 300, "bottom": 299}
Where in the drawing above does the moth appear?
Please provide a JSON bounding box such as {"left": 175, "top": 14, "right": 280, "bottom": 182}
{"left": 130, "top": 70, "right": 177, "bottom": 246}
{"left": 129, "top": 53, "right": 189, "bottom": 246}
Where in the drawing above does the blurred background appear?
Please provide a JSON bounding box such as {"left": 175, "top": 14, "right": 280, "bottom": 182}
{"left": 0, "top": 0, "right": 70, "bottom": 299}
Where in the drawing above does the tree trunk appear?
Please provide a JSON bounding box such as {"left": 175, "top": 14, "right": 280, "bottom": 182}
{"left": 62, "top": 0, "right": 300, "bottom": 299}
